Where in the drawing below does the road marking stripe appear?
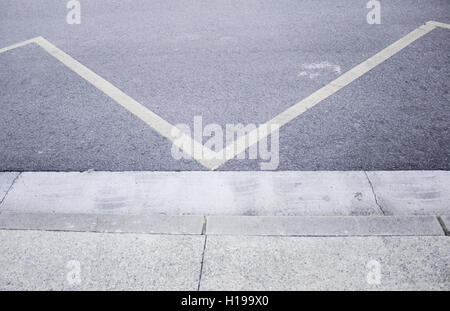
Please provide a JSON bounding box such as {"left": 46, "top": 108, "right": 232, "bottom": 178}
{"left": 32, "top": 37, "right": 219, "bottom": 167}
{"left": 1, "top": 21, "right": 449, "bottom": 170}
{"left": 0, "top": 36, "right": 217, "bottom": 168}
{"left": 427, "top": 20, "right": 450, "bottom": 29}
{"left": 208, "top": 22, "right": 441, "bottom": 170}
{"left": 0, "top": 38, "right": 37, "bottom": 54}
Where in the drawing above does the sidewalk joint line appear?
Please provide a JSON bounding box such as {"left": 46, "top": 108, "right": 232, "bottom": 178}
{"left": 201, "top": 216, "right": 207, "bottom": 235}
{"left": 0, "top": 172, "right": 21, "bottom": 208}
{"left": 364, "top": 171, "right": 385, "bottom": 215}
{"left": 436, "top": 216, "right": 449, "bottom": 236}
{"left": 197, "top": 235, "right": 208, "bottom": 291}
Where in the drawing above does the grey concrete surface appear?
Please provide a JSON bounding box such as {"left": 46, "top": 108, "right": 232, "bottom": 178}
{"left": 0, "top": 171, "right": 381, "bottom": 216}
{"left": 0, "top": 229, "right": 205, "bottom": 290}
{"left": 0, "top": 172, "right": 18, "bottom": 203}
{"left": 1, "top": 229, "right": 448, "bottom": 291}
{"left": 366, "top": 171, "right": 450, "bottom": 215}
{"left": 95, "top": 214, "right": 204, "bottom": 235}
{"left": 0, "top": 212, "right": 97, "bottom": 232}
{"left": 0, "top": 1, "right": 449, "bottom": 171}
{"left": 0, "top": 212, "right": 204, "bottom": 235}
{"left": 200, "top": 235, "right": 450, "bottom": 290}
{"left": 1, "top": 211, "right": 445, "bottom": 237}
{"left": 206, "top": 216, "right": 444, "bottom": 236}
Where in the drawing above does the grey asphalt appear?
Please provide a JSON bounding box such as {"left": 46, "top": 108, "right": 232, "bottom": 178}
{"left": 0, "top": 0, "right": 449, "bottom": 171}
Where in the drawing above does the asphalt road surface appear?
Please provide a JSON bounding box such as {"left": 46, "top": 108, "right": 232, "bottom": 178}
{"left": 0, "top": 0, "right": 449, "bottom": 171}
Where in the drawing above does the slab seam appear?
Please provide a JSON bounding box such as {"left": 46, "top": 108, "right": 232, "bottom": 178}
{"left": 436, "top": 216, "right": 449, "bottom": 236}
{"left": 201, "top": 216, "right": 207, "bottom": 235}
{"left": 0, "top": 173, "right": 21, "bottom": 209}
{"left": 197, "top": 235, "right": 208, "bottom": 291}
{"left": 364, "top": 171, "right": 385, "bottom": 215}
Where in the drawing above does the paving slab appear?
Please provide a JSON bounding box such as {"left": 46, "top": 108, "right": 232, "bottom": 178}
{"left": 0, "top": 212, "right": 97, "bottom": 232}
{"left": 200, "top": 236, "right": 450, "bottom": 290}
{"left": 95, "top": 214, "right": 204, "bottom": 235}
{"left": 206, "top": 216, "right": 444, "bottom": 236}
{"left": 0, "top": 212, "right": 204, "bottom": 235}
{"left": 366, "top": 171, "right": 450, "bottom": 215}
{"left": 0, "top": 171, "right": 380, "bottom": 216}
{"left": 0, "top": 172, "right": 19, "bottom": 204}
{"left": 0, "top": 230, "right": 205, "bottom": 290}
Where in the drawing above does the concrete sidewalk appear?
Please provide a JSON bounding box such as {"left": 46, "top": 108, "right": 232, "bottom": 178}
{"left": 0, "top": 171, "right": 448, "bottom": 290}
{"left": 0, "top": 229, "right": 448, "bottom": 290}
{"left": 1, "top": 171, "right": 449, "bottom": 216}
